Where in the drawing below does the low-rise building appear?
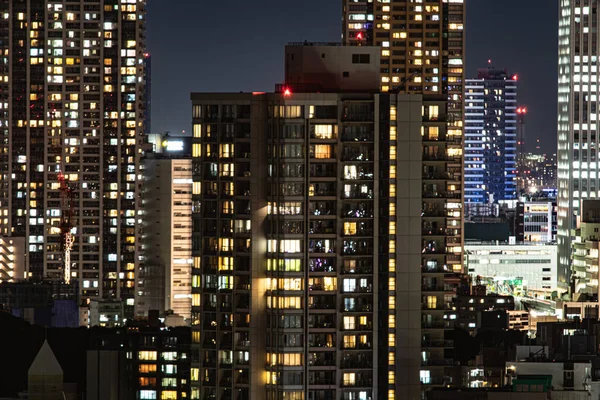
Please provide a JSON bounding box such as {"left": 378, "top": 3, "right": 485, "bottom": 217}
{"left": 466, "top": 243, "right": 557, "bottom": 296}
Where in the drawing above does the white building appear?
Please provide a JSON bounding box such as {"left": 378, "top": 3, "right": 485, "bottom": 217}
{"left": 523, "top": 201, "right": 557, "bottom": 243}
{"left": 557, "top": 1, "right": 598, "bottom": 293}
{"left": 137, "top": 152, "right": 192, "bottom": 320}
{"left": 466, "top": 243, "right": 557, "bottom": 294}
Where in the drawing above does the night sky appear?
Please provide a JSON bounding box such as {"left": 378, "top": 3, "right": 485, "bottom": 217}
{"left": 147, "top": 1, "right": 558, "bottom": 154}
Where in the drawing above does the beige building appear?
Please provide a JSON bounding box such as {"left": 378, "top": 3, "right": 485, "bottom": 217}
{"left": 138, "top": 150, "right": 193, "bottom": 320}
{"left": 0, "top": 237, "right": 25, "bottom": 282}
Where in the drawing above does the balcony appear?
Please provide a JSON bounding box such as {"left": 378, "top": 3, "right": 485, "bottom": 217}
{"left": 421, "top": 339, "right": 454, "bottom": 348}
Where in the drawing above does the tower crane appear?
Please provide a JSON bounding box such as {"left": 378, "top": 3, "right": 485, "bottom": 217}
{"left": 58, "top": 171, "right": 74, "bottom": 285}
{"left": 50, "top": 107, "right": 75, "bottom": 285}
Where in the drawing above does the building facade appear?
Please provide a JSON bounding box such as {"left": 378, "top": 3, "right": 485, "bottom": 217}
{"left": 190, "top": 85, "right": 463, "bottom": 399}
{"left": 572, "top": 200, "right": 600, "bottom": 301}
{"left": 465, "top": 243, "right": 558, "bottom": 295}
{"left": 138, "top": 146, "right": 193, "bottom": 320}
{"left": 522, "top": 201, "right": 558, "bottom": 243}
{"left": 0, "top": 0, "right": 147, "bottom": 315}
{"left": 464, "top": 67, "right": 518, "bottom": 204}
{"left": 557, "top": 0, "right": 595, "bottom": 291}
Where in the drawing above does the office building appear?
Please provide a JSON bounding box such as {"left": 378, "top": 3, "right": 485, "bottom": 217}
{"left": 557, "top": 1, "right": 597, "bottom": 291}
{"left": 0, "top": 1, "right": 147, "bottom": 316}
{"left": 190, "top": 43, "right": 463, "bottom": 400}
{"left": 137, "top": 134, "right": 193, "bottom": 320}
{"left": 464, "top": 67, "right": 518, "bottom": 205}
{"left": 522, "top": 201, "right": 558, "bottom": 243}
{"left": 465, "top": 243, "right": 558, "bottom": 296}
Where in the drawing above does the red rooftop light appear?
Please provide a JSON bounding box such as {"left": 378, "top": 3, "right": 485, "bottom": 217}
{"left": 283, "top": 88, "right": 292, "bottom": 97}
{"left": 512, "top": 74, "right": 518, "bottom": 81}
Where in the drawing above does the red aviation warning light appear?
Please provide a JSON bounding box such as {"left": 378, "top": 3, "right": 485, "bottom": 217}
{"left": 356, "top": 32, "right": 363, "bottom": 40}
{"left": 283, "top": 88, "right": 292, "bottom": 97}
{"left": 512, "top": 74, "right": 518, "bottom": 81}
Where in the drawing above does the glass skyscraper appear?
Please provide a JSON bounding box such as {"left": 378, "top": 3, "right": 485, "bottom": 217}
{"left": 464, "top": 67, "right": 518, "bottom": 205}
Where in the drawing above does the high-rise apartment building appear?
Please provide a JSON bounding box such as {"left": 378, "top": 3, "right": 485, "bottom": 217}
{"left": 342, "top": 0, "right": 466, "bottom": 392}
{"left": 190, "top": 44, "right": 464, "bottom": 400}
{"left": 0, "top": 1, "right": 147, "bottom": 314}
{"left": 464, "top": 67, "right": 518, "bottom": 205}
{"left": 138, "top": 134, "right": 193, "bottom": 320}
{"left": 557, "top": 0, "right": 596, "bottom": 291}
{"left": 341, "top": 0, "right": 465, "bottom": 132}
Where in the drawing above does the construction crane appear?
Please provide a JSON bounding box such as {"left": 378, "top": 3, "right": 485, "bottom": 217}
{"left": 51, "top": 106, "right": 74, "bottom": 286}
{"left": 58, "top": 171, "right": 74, "bottom": 285}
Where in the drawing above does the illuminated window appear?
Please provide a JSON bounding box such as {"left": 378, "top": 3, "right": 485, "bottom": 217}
{"left": 138, "top": 351, "right": 157, "bottom": 361}
{"left": 343, "top": 372, "right": 356, "bottom": 386}
{"left": 344, "top": 222, "right": 357, "bottom": 235}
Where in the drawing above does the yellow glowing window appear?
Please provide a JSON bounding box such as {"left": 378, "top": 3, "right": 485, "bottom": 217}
{"left": 389, "top": 390, "right": 395, "bottom": 400}
{"left": 191, "top": 368, "right": 199, "bottom": 382}
{"left": 192, "top": 294, "right": 200, "bottom": 307}
{"left": 388, "top": 371, "right": 395, "bottom": 384}
{"left": 428, "top": 126, "right": 439, "bottom": 140}
{"left": 389, "top": 277, "right": 396, "bottom": 291}
{"left": 192, "top": 332, "right": 200, "bottom": 344}
{"left": 389, "top": 240, "right": 395, "bottom": 253}
{"left": 389, "top": 203, "right": 396, "bottom": 216}
{"left": 390, "top": 145, "right": 396, "bottom": 160}
{"left": 390, "top": 126, "right": 396, "bottom": 140}
{"left": 193, "top": 124, "right": 202, "bottom": 138}
{"left": 343, "top": 336, "right": 356, "bottom": 349}
{"left": 389, "top": 165, "right": 396, "bottom": 179}
{"left": 389, "top": 296, "right": 395, "bottom": 309}
{"left": 139, "top": 364, "right": 157, "bottom": 373}
{"left": 390, "top": 106, "right": 397, "bottom": 121}
{"left": 192, "top": 143, "right": 201, "bottom": 157}
{"left": 389, "top": 221, "right": 396, "bottom": 235}
{"left": 426, "top": 296, "right": 437, "bottom": 309}
{"left": 313, "top": 144, "right": 331, "bottom": 159}
{"left": 192, "top": 181, "right": 201, "bottom": 195}
{"left": 388, "top": 352, "right": 395, "bottom": 365}
{"left": 344, "top": 222, "right": 357, "bottom": 236}
{"left": 138, "top": 351, "right": 157, "bottom": 361}
{"left": 389, "top": 314, "right": 396, "bottom": 328}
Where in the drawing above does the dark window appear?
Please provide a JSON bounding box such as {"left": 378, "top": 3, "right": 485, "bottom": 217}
{"left": 352, "top": 54, "right": 370, "bottom": 64}
{"left": 343, "top": 71, "right": 350, "bottom": 78}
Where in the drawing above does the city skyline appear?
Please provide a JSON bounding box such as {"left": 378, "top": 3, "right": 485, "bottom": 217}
{"left": 147, "top": 0, "right": 558, "bottom": 153}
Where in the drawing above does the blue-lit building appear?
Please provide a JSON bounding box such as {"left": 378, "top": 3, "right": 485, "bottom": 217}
{"left": 464, "top": 67, "right": 518, "bottom": 206}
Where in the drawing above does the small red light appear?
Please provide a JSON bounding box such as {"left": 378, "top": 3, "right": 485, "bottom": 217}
{"left": 357, "top": 32, "right": 363, "bottom": 40}
{"left": 284, "top": 88, "right": 292, "bottom": 97}
{"left": 512, "top": 74, "right": 518, "bottom": 81}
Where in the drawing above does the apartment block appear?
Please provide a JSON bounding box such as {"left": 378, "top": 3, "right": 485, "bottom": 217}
{"left": 0, "top": 0, "right": 147, "bottom": 315}
{"left": 190, "top": 43, "right": 463, "bottom": 397}
{"left": 138, "top": 135, "right": 193, "bottom": 320}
